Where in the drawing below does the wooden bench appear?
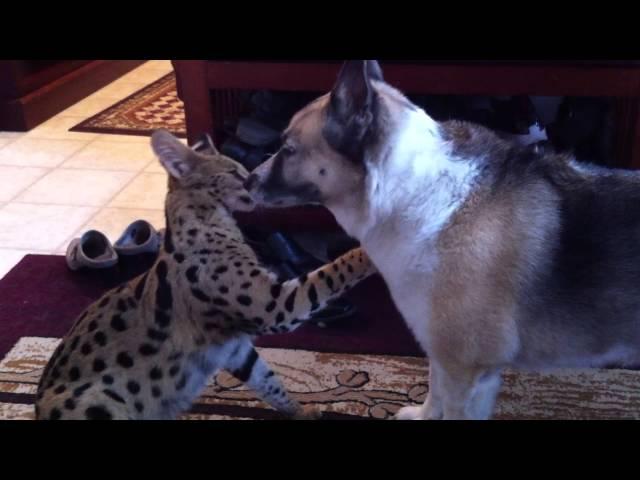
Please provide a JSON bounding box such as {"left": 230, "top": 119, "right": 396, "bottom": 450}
{"left": 172, "top": 60, "right": 640, "bottom": 231}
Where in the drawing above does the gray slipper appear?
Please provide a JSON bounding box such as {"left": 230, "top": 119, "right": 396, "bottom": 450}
{"left": 66, "top": 230, "right": 118, "bottom": 271}
{"left": 114, "top": 220, "right": 161, "bottom": 256}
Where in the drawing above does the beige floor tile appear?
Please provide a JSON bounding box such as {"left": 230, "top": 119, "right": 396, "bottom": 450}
{"left": 59, "top": 95, "right": 123, "bottom": 118}
{"left": 108, "top": 172, "right": 168, "bottom": 209}
{"left": 61, "top": 140, "right": 156, "bottom": 172}
{"left": 14, "top": 169, "right": 135, "bottom": 207}
{"left": 88, "top": 82, "right": 141, "bottom": 99}
{"left": 90, "top": 81, "right": 148, "bottom": 100}
{"left": 0, "top": 137, "right": 16, "bottom": 149}
{"left": 93, "top": 134, "right": 151, "bottom": 144}
{"left": 116, "top": 67, "right": 170, "bottom": 85}
{"left": 71, "top": 207, "right": 165, "bottom": 245}
{"left": 0, "top": 249, "right": 29, "bottom": 280}
{"left": 0, "top": 137, "right": 90, "bottom": 168}
{"left": 24, "top": 115, "right": 99, "bottom": 141}
{"left": 145, "top": 60, "right": 173, "bottom": 72}
{"left": 0, "top": 166, "right": 49, "bottom": 202}
{"left": 96, "top": 72, "right": 148, "bottom": 90}
{"left": 0, "top": 131, "right": 25, "bottom": 142}
{"left": 143, "top": 159, "right": 165, "bottom": 173}
{"left": 0, "top": 203, "right": 97, "bottom": 250}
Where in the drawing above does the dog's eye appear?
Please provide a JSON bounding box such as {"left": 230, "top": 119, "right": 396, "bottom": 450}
{"left": 281, "top": 144, "right": 296, "bottom": 155}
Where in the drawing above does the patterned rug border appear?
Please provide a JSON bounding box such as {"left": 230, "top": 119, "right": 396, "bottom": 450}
{"left": 0, "top": 336, "right": 427, "bottom": 420}
{"left": 5, "top": 336, "right": 640, "bottom": 420}
{"left": 0, "top": 392, "right": 364, "bottom": 421}
{"left": 69, "top": 72, "right": 187, "bottom": 139}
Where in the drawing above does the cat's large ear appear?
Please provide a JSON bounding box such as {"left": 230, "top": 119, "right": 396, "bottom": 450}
{"left": 151, "top": 129, "right": 199, "bottom": 179}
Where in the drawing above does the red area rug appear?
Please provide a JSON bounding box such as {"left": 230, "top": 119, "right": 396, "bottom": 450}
{"left": 70, "top": 73, "right": 186, "bottom": 138}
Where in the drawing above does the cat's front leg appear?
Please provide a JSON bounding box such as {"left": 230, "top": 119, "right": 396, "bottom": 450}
{"left": 224, "top": 337, "right": 320, "bottom": 420}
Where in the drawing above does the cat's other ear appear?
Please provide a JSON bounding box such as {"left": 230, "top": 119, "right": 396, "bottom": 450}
{"left": 151, "top": 129, "right": 200, "bottom": 179}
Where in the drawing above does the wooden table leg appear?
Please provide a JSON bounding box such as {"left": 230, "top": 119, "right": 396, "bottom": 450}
{"left": 611, "top": 98, "right": 640, "bottom": 169}
{"left": 628, "top": 101, "right": 640, "bottom": 170}
{"left": 172, "top": 60, "right": 213, "bottom": 146}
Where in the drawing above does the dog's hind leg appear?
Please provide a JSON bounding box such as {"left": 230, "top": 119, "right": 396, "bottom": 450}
{"left": 436, "top": 362, "right": 502, "bottom": 420}
{"left": 468, "top": 370, "right": 502, "bottom": 419}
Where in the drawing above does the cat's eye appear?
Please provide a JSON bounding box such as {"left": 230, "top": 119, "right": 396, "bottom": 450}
{"left": 230, "top": 170, "right": 247, "bottom": 182}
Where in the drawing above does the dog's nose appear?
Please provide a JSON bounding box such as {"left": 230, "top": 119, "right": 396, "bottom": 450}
{"left": 244, "top": 173, "right": 259, "bottom": 191}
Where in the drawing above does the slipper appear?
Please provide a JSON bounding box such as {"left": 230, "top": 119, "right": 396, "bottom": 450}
{"left": 114, "top": 220, "right": 161, "bottom": 256}
{"left": 221, "top": 137, "right": 270, "bottom": 171}
{"left": 236, "top": 117, "right": 280, "bottom": 148}
{"left": 66, "top": 230, "right": 118, "bottom": 271}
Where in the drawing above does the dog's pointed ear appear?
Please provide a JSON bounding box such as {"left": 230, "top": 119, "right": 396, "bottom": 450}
{"left": 329, "top": 60, "right": 377, "bottom": 118}
{"left": 324, "top": 60, "right": 383, "bottom": 160}
{"left": 366, "top": 60, "right": 383, "bottom": 82}
{"left": 151, "top": 129, "right": 199, "bottom": 179}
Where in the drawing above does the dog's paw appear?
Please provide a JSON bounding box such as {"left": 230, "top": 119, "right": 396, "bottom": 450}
{"left": 394, "top": 405, "right": 425, "bottom": 420}
{"left": 292, "top": 405, "right": 322, "bottom": 420}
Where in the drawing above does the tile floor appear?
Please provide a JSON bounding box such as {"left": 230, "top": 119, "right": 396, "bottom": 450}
{"left": 0, "top": 60, "right": 174, "bottom": 279}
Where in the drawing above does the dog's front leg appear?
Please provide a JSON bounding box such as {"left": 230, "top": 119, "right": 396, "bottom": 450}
{"left": 395, "top": 362, "right": 443, "bottom": 420}
{"left": 424, "top": 362, "right": 444, "bottom": 418}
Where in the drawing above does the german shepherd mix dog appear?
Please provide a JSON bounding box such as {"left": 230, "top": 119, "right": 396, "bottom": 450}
{"left": 245, "top": 60, "right": 640, "bottom": 420}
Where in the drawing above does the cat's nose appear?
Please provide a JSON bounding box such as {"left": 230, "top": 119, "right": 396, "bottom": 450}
{"left": 244, "top": 174, "right": 259, "bottom": 191}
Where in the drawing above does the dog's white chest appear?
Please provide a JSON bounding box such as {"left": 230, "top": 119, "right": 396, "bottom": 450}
{"left": 331, "top": 108, "right": 479, "bottom": 354}
{"left": 364, "top": 234, "right": 440, "bottom": 351}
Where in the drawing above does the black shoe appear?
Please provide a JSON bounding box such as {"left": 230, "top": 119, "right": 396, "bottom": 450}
{"left": 236, "top": 117, "right": 280, "bottom": 148}
{"left": 249, "top": 90, "right": 319, "bottom": 132}
{"left": 221, "top": 137, "right": 272, "bottom": 171}
{"left": 311, "top": 300, "right": 357, "bottom": 327}
{"left": 266, "top": 232, "right": 323, "bottom": 270}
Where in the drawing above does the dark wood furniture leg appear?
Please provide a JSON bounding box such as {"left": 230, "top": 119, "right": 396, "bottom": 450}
{"left": 625, "top": 100, "right": 640, "bottom": 169}
{"left": 172, "top": 60, "right": 214, "bottom": 146}
{"left": 633, "top": 109, "right": 640, "bottom": 169}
